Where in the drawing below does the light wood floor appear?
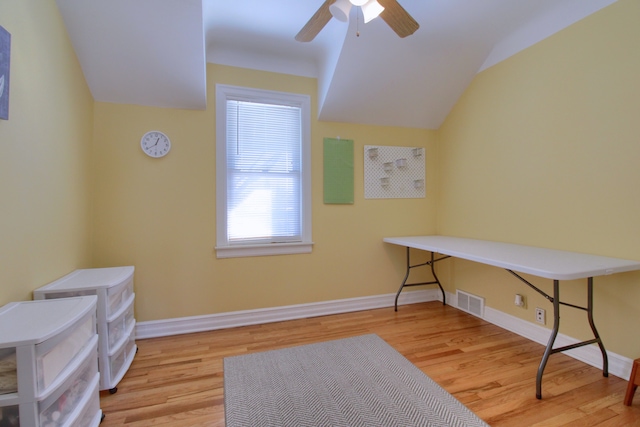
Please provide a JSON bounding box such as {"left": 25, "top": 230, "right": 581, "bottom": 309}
{"left": 99, "top": 302, "right": 640, "bottom": 426}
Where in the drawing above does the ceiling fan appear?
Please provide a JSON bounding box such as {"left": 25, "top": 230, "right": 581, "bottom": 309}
{"left": 295, "top": 0, "right": 419, "bottom": 42}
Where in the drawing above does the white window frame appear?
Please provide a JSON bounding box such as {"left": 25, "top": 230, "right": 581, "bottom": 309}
{"left": 215, "top": 84, "right": 313, "bottom": 258}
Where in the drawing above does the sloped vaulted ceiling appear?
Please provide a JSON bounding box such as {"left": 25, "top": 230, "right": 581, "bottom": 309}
{"left": 57, "top": 0, "right": 617, "bottom": 130}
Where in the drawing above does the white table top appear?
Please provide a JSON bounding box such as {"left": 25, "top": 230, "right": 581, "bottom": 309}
{"left": 0, "top": 296, "right": 97, "bottom": 347}
{"left": 35, "top": 266, "right": 134, "bottom": 292}
{"left": 383, "top": 235, "right": 640, "bottom": 281}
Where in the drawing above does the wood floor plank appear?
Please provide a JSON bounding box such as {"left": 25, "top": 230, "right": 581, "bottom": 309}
{"left": 99, "top": 302, "right": 640, "bottom": 426}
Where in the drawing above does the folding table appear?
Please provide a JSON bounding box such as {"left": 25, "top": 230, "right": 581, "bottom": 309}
{"left": 384, "top": 235, "right": 640, "bottom": 399}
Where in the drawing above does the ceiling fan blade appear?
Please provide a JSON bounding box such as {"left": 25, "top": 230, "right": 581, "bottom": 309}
{"left": 295, "top": 0, "right": 337, "bottom": 42}
{"left": 377, "top": 0, "right": 419, "bottom": 38}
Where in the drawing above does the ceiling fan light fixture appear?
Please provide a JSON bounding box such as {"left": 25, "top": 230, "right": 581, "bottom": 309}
{"left": 361, "top": 0, "right": 385, "bottom": 23}
{"left": 329, "top": 0, "right": 352, "bottom": 23}
{"left": 295, "top": 0, "right": 418, "bottom": 42}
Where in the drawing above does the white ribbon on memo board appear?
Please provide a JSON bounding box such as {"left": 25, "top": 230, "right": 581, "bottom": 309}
{"left": 364, "top": 145, "right": 425, "bottom": 199}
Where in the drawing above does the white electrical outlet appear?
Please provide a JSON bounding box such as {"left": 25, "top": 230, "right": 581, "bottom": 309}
{"left": 535, "top": 307, "right": 546, "bottom": 324}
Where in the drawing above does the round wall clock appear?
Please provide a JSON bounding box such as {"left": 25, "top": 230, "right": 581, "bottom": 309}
{"left": 140, "top": 131, "right": 171, "bottom": 158}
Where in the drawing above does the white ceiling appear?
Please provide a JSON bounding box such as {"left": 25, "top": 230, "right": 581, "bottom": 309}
{"left": 56, "top": 0, "right": 617, "bottom": 130}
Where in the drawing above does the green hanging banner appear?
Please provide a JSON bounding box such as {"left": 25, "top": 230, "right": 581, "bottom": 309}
{"left": 323, "top": 138, "right": 354, "bottom": 204}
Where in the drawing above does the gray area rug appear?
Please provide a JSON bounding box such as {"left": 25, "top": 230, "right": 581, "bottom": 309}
{"left": 224, "top": 334, "right": 489, "bottom": 427}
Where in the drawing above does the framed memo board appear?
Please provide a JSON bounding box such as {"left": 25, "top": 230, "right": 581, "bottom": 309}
{"left": 364, "top": 145, "right": 425, "bottom": 199}
{"left": 0, "top": 26, "right": 10, "bottom": 120}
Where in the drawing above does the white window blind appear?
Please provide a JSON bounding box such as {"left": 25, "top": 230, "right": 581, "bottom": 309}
{"left": 215, "top": 84, "right": 312, "bottom": 258}
{"left": 226, "top": 100, "right": 302, "bottom": 243}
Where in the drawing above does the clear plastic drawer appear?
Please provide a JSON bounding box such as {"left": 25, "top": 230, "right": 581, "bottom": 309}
{"left": 37, "top": 289, "right": 96, "bottom": 300}
{"left": 106, "top": 277, "right": 133, "bottom": 318}
{"left": 109, "top": 334, "right": 135, "bottom": 385}
{"left": 107, "top": 295, "right": 135, "bottom": 349}
{"left": 36, "top": 316, "right": 94, "bottom": 392}
{"left": 0, "top": 348, "right": 17, "bottom": 395}
{"left": 39, "top": 342, "right": 98, "bottom": 427}
{"left": 69, "top": 378, "right": 100, "bottom": 427}
{"left": 0, "top": 405, "right": 19, "bottom": 426}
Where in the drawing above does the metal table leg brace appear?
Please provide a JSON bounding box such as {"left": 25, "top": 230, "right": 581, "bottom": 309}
{"left": 394, "top": 248, "right": 449, "bottom": 311}
{"left": 506, "top": 271, "right": 608, "bottom": 399}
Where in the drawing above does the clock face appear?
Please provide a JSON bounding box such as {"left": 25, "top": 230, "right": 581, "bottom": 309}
{"left": 141, "top": 131, "right": 171, "bottom": 158}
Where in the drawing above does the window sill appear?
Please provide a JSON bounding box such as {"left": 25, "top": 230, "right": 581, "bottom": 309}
{"left": 215, "top": 242, "right": 314, "bottom": 259}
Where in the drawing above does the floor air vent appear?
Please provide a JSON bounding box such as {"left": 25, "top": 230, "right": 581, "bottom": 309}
{"left": 456, "top": 290, "right": 484, "bottom": 318}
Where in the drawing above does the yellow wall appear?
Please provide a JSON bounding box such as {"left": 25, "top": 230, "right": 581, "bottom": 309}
{"left": 0, "top": 1, "right": 94, "bottom": 304}
{"left": 437, "top": 0, "right": 640, "bottom": 357}
{"left": 91, "top": 64, "right": 437, "bottom": 321}
{"left": 3, "top": 0, "right": 639, "bottom": 360}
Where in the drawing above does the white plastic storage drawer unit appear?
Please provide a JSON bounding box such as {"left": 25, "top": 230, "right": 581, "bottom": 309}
{"left": 33, "top": 266, "right": 137, "bottom": 393}
{"left": 0, "top": 296, "right": 102, "bottom": 427}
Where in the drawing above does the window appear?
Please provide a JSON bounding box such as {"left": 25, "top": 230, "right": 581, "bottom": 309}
{"left": 215, "top": 84, "right": 312, "bottom": 258}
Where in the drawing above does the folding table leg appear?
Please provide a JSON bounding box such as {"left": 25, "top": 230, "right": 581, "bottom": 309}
{"left": 536, "top": 280, "right": 560, "bottom": 399}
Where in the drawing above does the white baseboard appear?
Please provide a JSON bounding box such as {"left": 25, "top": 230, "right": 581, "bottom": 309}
{"left": 135, "top": 288, "right": 442, "bottom": 340}
{"left": 136, "top": 288, "right": 632, "bottom": 380}
{"left": 445, "top": 290, "right": 632, "bottom": 380}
